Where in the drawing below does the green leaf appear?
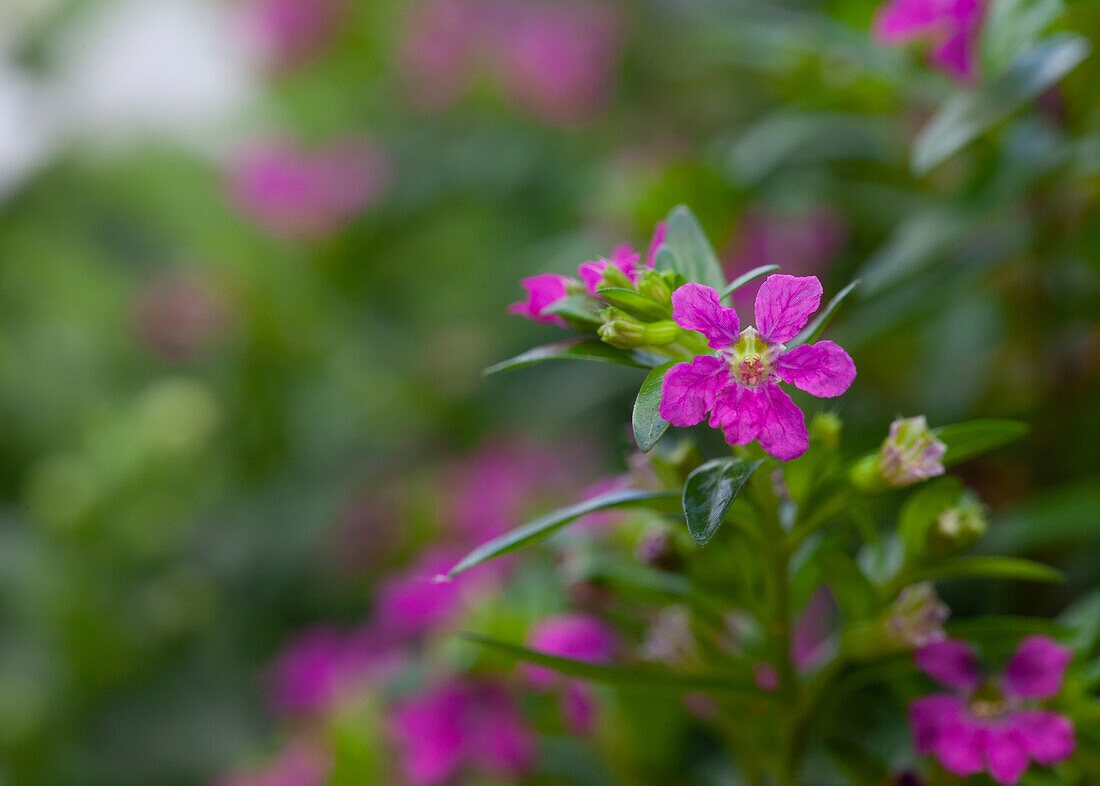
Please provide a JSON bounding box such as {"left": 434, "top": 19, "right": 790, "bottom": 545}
{"left": 633, "top": 361, "right": 676, "bottom": 453}
{"left": 682, "top": 458, "right": 764, "bottom": 546}
{"left": 945, "top": 615, "right": 1070, "bottom": 642}
{"left": 662, "top": 205, "right": 726, "bottom": 290}
{"left": 912, "top": 34, "right": 1090, "bottom": 175}
{"left": 935, "top": 419, "right": 1029, "bottom": 465}
{"left": 597, "top": 287, "right": 672, "bottom": 320}
{"left": 719, "top": 264, "right": 779, "bottom": 300}
{"left": 902, "top": 556, "right": 1064, "bottom": 585}
{"left": 982, "top": 0, "right": 1066, "bottom": 76}
{"left": 484, "top": 339, "right": 662, "bottom": 376}
{"left": 446, "top": 489, "right": 680, "bottom": 577}
{"left": 652, "top": 245, "right": 677, "bottom": 274}
{"left": 542, "top": 294, "right": 604, "bottom": 331}
{"left": 462, "top": 633, "right": 758, "bottom": 696}
{"left": 787, "top": 279, "right": 860, "bottom": 349}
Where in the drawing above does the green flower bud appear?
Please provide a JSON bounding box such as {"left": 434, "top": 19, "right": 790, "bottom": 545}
{"left": 600, "top": 264, "right": 635, "bottom": 290}
{"left": 931, "top": 493, "right": 987, "bottom": 552}
{"left": 637, "top": 270, "right": 674, "bottom": 309}
{"left": 598, "top": 308, "right": 679, "bottom": 349}
{"left": 851, "top": 416, "right": 946, "bottom": 492}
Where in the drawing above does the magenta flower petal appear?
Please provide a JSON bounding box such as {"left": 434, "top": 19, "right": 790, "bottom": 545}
{"left": 659, "top": 355, "right": 727, "bottom": 427}
{"left": 559, "top": 680, "right": 599, "bottom": 734}
{"left": 608, "top": 243, "right": 641, "bottom": 277}
{"left": 931, "top": 28, "right": 975, "bottom": 80}
{"left": 473, "top": 684, "right": 538, "bottom": 777}
{"left": 645, "top": 221, "right": 668, "bottom": 269}
{"left": 1002, "top": 635, "right": 1072, "bottom": 700}
{"left": 577, "top": 261, "right": 610, "bottom": 295}
{"left": 508, "top": 273, "right": 571, "bottom": 325}
{"left": 983, "top": 726, "right": 1029, "bottom": 785}
{"left": 936, "top": 714, "right": 985, "bottom": 777}
{"left": 915, "top": 639, "right": 982, "bottom": 691}
{"left": 525, "top": 613, "right": 616, "bottom": 689}
{"left": 267, "top": 626, "right": 346, "bottom": 715}
{"left": 1012, "top": 710, "right": 1076, "bottom": 765}
{"left": 909, "top": 694, "right": 965, "bottom": 754}
{"left": 671, "top": 283, "right": 741, "bottom": 350}
{"left": 872, "top": 0, "right": 940, "bottom": 42}
{"left": 755, "top": 382, "right": 809, "bottom": 461}
{"left": 754, "top": 274, "right": 822, "bottom": 344}
{"left": 709, "top": 384, "right": 765, "bottom": 446}
{"left": 776, "top": 340, "right": 856, "bottom": 398}
{"left": 390, "top": 683, "right": 467, "bottom": 785}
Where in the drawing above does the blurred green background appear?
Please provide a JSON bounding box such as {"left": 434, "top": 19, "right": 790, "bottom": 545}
{"left": 1, "top": 0, "right": 1099, "bottom": 783}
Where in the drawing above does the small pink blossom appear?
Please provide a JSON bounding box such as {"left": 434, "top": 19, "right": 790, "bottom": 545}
{"left": 753, "top": 662, "right": 780, "bottom": 692}
{"left": 241, "top": 0, "right": 346, "bottom": 70}
{"left": 872, "top": 0, "right": 986, "bottom": 80}
{"left": 659, "top": 276, "right": 856, "bottom": 461}
{"left": 909, "top": 636, "right": 1075, "bottom": 784}
{"left": 525, "top": 613, "right": 617, "bottom": 734}
{"left": 791, "top": 587, "right": 838, "bottom": 672}
{"left": 507, "top": 273, "right": 571, "bottom": 326}
{"left": 267, "top": 626, "right": 346, "bottom": 715}
{"left": 227, "top": 140, "right": 390, "bottom": 238}
{"left": 389, "top": 679, "right": 536, "bottom": 785}
{"left": 399, "top": 0, "right": 482, "bottom": 110}
{"left": 577, "top": 243, "right": 642, "bottom": 295}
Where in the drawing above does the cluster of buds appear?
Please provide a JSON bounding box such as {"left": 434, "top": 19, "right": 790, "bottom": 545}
{"left": 852, "top": 416, "right": 947, "bottom": 491}
{"left": 597, "top": 269, "right": 685, "bottom": 349}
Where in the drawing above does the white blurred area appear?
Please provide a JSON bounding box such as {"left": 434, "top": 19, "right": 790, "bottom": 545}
{"left": 0, "top": 0, "right": 259, "bottom": 200}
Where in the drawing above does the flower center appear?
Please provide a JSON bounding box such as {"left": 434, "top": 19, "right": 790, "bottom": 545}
{"left": 720, "top": 327, "right": 783, "bottom": 389}
{"left": 969, "top": 682, "right": 1008, "bottom": 721}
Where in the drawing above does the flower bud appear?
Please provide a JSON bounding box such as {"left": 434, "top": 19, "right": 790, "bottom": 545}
{"left": 599, "top": 264, "right": 635, "bottom": 290}
{"left": 598, "top": 309, "right": 679, "bottom": 349}
{"left": 884, "top": 583, "right": 950, "bottom": 649}
{"left": 931, "top": 493, "right": 986, "bottom": 552}
{"left": 851, "top": 416, "right": 946, "bottom": 491}
{"left": 634, "top": 525, "right": 681, "bottom": 571}
{"left": 636, "top": 270, "right": 674, "bottom": 309}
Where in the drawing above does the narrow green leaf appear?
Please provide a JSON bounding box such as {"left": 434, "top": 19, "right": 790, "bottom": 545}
{"left": 682, "top": 458, "right": 764, "bottom": 546}
{"left": 912, "top": 34, "right": 1090, "bottom": 175}
{"left": 633, "top": 361, "right": 676, "bottom": 453}
{"left": 902, "top": 555, "right": 1064, "bottom": 585}
{"left": 935, "top": 419, "right": 1028, "bottom": 465}
{"left": 542, "top": 294, "right": 603, "bottom": 331}
{"left": 446, "top": 489, "right": 679, "bottom": 577}
{"left": 597, "top": 287, "right": 672, "bottom": 320}
{"left": 663, "top": 205, "right": 726, "bottom": 290}
{"left": 945, "top": 615, "right": 1070, "bottom": 642}
{"left": 652, "top": 245, "right": 676, "bottom": 274}
{"left": 981, "top": 0, "right": 1066, "bottom": 77}
{"left": 462, "top": 633, "right": 758, "bottom": 696}
{"left": 719, "top": 264, "right": 780, "bottom": 300}
{"left": 484, "top": 339, "right": 661, "bottom": 376}
{"left": 787, "top": 280, "right": 859, "bottom": 349}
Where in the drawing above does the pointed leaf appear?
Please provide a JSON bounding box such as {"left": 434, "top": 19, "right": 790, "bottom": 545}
{"left": 682, "top": 458, "right": 764, "bottom": 545}
{"left": 633, "top": 361, "right": 676, "bottom": 453}
{"left": 462, "top": 633, "right": 758, "bottom": 696}
{"left": 935, "top": 419, "right": 1028, "bottom": 465}
{"left": 542, "top": 294, "right": 604, "bottom": 332}
{"left": 597, "top": 287, "right": 672, "bottom": 320}
{"left": 484, "top": 339, "right": 662, "bottom": 376}
{"left": 720, "top": 264, "right": 780, "bottom": 300}
{"left": 912, "top": 34, "right": 1090, "bottom": 175}
{"left": 446, "top": 489, "right": 679, "bottom": 578}
{"left": 787, "top": 279, "right": 859, "bottom": 349}
{"left": 663, "top": 205, "right": 726, "bottom": 290}
{"left": 902, "top": 556, "right": 1063, "bottom": 585}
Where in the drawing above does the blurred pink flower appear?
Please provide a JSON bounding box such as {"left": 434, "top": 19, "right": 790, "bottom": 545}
{"left": 132, "top": 274, "right": 228, "bottom": 362}
{"left": 909, "top": 636, "right": 1075, "bottom": 784}
{"left": 227, "top": 140, "right": 390, "bottom": 238}
{"left": 241, "top": 0, "right": 346, "bottom": 70}
{"left": 725, "top": 208, "right": 846, "bottom": 315}
{"left": 791, "top": 587, "right": 838, "bottom": 672}
{"left": 872, "top": 0, "right": 985, "bottom": 80}
{"left": 389, "top": 679, "right": 536, "bottom": 785}
{"left": 507, "top": 273, "right": 571, "bottom": 326}
{"left": 524, "top": 613, "right": 616, "bottom": 734}
{"left": 399, "top": 0, "right": 622, "bottom": 125}
{"left": 213, "top": 741, "right": 329, "bottom": 786}
{"left": 492, "top": 3, "right": 623, "bottom": 125}
{"left": 267, "top": 626, "right": 346, "bottom": 715}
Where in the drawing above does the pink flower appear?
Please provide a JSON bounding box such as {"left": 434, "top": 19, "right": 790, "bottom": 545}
{"left": 753, "top": 662, "right": 780, "bottom": 692}
{"left": 212, "top": 741, "right": 329, "bottom": 786}
{"left": 658, "top": 276, "right": 856, "bottom": 461}
{"left": 389, "top": 679, "right": 536, "bottom": 785}
{"left": 872, "top": 0, "right": 986, "bottom": 80}
{"left": 227, "top": 140, "right": 390, "bottom": 238}
{"left": 241, "top": 0, "right": 346, "bottom": 70}
{"left": 525, "top": 613, "right": 617, "bottom": 734}
{"left": 267, "top": 626, "right": 346, "bottom": 715}
{"left": 492, "top": 3, "right": 623, "bottom": 126}
{"left": 507, "top": 273, "right": 571, "bottom": 326}
{"left": 373, "top": 548, "right": 497, "bottom": 638}
{"left": 791, "top": 587, "right": 838, "bottom": 672}
{"left": 909, "top": 636, "right": 1075, "bottom": 784}
{"left": 399, "top": 0, "right": 482, "bottom": 111}
{"left": 577, "top": 243, "right": 643, "bottom": 295}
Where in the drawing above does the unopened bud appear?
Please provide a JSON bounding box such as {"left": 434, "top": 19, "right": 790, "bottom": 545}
{"left": 852, "top": 416, "right": 946, "bottom": 491}
{"left": 635, "top": 525, "right": 680, "bottom": 571}
{"left": 598, "top": 309, "right": 678, "bottom": 349}
{"left": 600, "top": 264, "right": 634, "bottom": 290}
{"left": 884, "top": 583, "right": 950, "bottom": 649}
{"left": 931, "top": 494, "right": 987, "bottom": 552}
{"left": 636, "top": 270, "right": 674, "bottom": 309}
